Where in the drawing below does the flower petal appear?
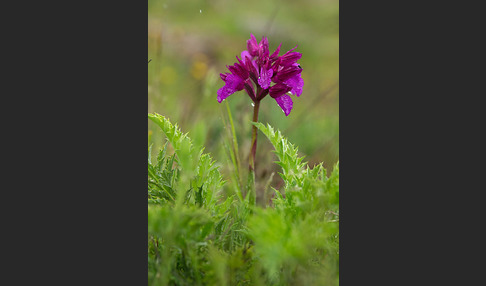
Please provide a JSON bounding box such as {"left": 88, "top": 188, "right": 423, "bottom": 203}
{"left": 217, "top": 74, "right": 244, "bottom": 103}
{"left": 275, "top": 65, "right": 302, "bottom": 82}
{"left": 228, "top": 62, "right": 248, "bottom": 80}
{"left": 270, "top": 43, "right": 282, "bottom": 60}
{"left": 217, "top": 85, "right": 232, "bottom": 103}
{"left": 241, "top": 50, "right": 252, "bottom": 61}
{"left": 247, "top": 34, "right": 259, "bottom": 57}
{"left": 258, "top": 36, "right": 269, "bottom": 59}
{"left": 279, "top": 51, "right": 302, "bottom": 66}
{"left": 258, "top": 66, "right": 273, "bottom": 89}
{"left": 269, "top": 83, "right": 292, "bottom": 98}
{"left": 243, "top": 80, "right": 256, "bottom": 101}
{"left": 274, "top": 94, "right": 293, "bottom": 116}
{"left": 284, "top": 73, "right": 304, "bottom": 97}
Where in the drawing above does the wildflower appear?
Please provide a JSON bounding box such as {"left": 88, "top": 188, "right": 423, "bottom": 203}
{"left": 217, "top": 34, "right": 304, "bottom": 116}
{"left": 217, "top": 35, "right": 304, "bottom": 193}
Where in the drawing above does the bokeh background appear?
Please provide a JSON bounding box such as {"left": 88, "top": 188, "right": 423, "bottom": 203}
{"left": 148, "top": 0, "right": 338, "bottom": 199}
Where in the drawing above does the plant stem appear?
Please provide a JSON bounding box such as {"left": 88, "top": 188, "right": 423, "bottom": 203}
{"left": 246, "top": 99, "right": 260, "bottom": 206}
{"left": 249, "top": 100, "right": 260, "bottom": 173}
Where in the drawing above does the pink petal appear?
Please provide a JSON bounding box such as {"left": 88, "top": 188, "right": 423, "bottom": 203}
{"left": 217, "top": 85, "right": 232, "bottom": 103}
{"left": 241, "top": 50, "right": 252, "bottom": 61}
{"left": 217, "top": 74, "right": 244, "bottom": 103}
{"left": 274, "top": 94, "right": 293, "bottom": 116}
{"left": 270, "top": 43, "right": 282, "bottom": 60}
{"left": 269, "top": 83, "right": 292, "bottom": 98}
{"left": 259, "top": 36, "right": 269, "bottom": 59}
{"left": 258, "top": 66, "right": 273, "bottom": 89}
{"left": 247, "top": 34, "right": 259, "bottom": 57}
{"left": 285, "top": 74, "right": 304, "bottom": 97}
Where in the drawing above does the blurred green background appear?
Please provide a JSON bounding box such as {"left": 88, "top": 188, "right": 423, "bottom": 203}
{"left": 148, "top": 0, "right": 338, "bottom": 191}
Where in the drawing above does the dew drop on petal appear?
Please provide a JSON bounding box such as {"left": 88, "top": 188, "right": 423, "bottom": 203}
{"left": 251, "top": 103, "right": 255, "bottom": 107}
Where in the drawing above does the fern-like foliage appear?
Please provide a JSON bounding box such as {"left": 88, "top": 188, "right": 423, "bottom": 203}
{"left": 148, "top": 142, "right": 178, "bottom": 204}
{"left": 253, "top": 122, "right": 339, "bottom": 220}
{"left": 148, "top": 113, "right": 225, "bottom": 209}
{"left": 148, "top": 114, "right": 251, "bottom": 285}
{"left": 148, "top": 115, "right": 339, "bottom": 286}
{"left": 250, "top": 122, "right": 339, "bottom": 285}
{"left": 252, "top": 122, "right": 306, "bottom": 189}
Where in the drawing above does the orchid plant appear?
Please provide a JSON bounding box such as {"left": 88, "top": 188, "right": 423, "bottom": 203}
{"left": 217, "top": 34, "right": 304, "bottom": 178}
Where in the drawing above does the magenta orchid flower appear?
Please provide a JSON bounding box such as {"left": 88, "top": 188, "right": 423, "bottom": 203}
{"left": 217, "top": 34, "right": 304, "bottom": 116}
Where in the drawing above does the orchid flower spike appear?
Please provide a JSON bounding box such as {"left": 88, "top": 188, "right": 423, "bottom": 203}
{"left": 217, "top": 34, "right": 304, "bottom": 116}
